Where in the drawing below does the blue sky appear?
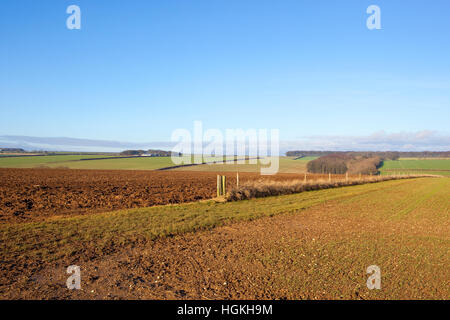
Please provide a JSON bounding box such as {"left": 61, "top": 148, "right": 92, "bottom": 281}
{"left": 1, "top": 0, "right": 449, "bottom": 147}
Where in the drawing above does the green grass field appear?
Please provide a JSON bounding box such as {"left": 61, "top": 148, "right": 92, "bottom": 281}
{"left": 379, "top": 158, "right": 450, "bottom": 176}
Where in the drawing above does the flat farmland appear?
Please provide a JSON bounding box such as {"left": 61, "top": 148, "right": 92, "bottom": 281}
{"left": 0, "top": 155, "right": 176, "bottom": 170}
{"left": 43, "top": 156, "right": 177, "bottom": 170}
{"left": 0, "top": 177, "right": 448, "bottom": 299}
{"left": 0, "top": 155, "right": 259, "bottom": 171}
{"left": 172, "top": 157, "right": 316, "bottom": 173}
{"left": 0, "top": 168, "right": 321, "bottom": 223}
{"left": 59, "top": 156, "right": 259, "bottom": 170}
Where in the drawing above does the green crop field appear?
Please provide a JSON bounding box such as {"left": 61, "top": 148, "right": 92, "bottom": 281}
{"left": 379, "top": 158, "right": 450, "bottom": 176}
{"left": 0, "top": 155, "right": 119, "bottom": 168}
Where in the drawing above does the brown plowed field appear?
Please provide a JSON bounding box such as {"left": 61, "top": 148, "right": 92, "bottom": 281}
{"left": 0, "top": 168, "right": 329, "bottom": 223}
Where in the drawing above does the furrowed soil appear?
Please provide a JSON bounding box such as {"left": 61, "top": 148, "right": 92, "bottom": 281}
{"left": 0, "top": 168, "right": 331, "bottom": 223}
{"left": 0, "top": 177, "right": 448, "bottom": 299}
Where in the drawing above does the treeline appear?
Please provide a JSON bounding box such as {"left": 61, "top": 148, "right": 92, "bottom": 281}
{"left": 286, "top": 151, "right": 336, "bottom": 157}
{"left": 287, "top": 150, "right": 450, "bottom": 158}
{"left": 307, "top": 153, "right": 383, "bottom": 175}
{"left": 0, "top": 148, "right": 26, "bottom": 153}
{"left": 120, "top": 149, "right": 181, "bottom": 157}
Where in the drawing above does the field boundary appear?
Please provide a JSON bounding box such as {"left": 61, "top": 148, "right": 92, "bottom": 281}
{"left": 226, "top": 174, "right": 442, "bottom": 201}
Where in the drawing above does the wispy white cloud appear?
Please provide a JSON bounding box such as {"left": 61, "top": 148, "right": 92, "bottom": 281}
{"left": 281, "top": 130, "right": 450, "bottom": 152}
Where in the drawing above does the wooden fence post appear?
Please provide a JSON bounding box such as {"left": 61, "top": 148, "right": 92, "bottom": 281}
{"left": 222, "top": 175, "right": 226, "bottom": 195}
{"left": 329, "top": 173, "right": 331, "bottom": 182}
{"left": 217, "top": 175, "right": 221, "bottom": 197}
{"left": 236, "top": 172, "right": 239, "bottom": 188}
{"left": 346, "top": 172, "right": 348, "bottom": 182}
{"left": 304, "top": 173, "right": 307, "bottom": 183}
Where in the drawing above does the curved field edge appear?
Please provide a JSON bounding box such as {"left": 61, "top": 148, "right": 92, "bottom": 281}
{"left": 1, "top": 178, "right": 447, "bottom": 264}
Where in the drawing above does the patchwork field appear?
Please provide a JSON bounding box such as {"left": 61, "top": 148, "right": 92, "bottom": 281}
{"left": 0, "top": 177, "right": 448, "bottom": 299}
{"left": 5, "top": 156, "right": 448, "bottom": 177}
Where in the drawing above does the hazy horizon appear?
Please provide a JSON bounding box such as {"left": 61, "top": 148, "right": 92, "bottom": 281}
{"left": 1, "top": 130, "right": 449, "bottom": 153}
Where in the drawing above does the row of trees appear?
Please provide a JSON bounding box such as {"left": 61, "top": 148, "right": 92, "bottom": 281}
{"left": 286, "top": 151, "right": 336, "bottom": 157}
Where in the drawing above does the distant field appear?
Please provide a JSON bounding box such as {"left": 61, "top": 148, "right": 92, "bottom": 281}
{"left": 3, "top": 155, "right": 448, "bottom": 176}
{"left": 0, "top": 155, "right": 120, "bottom": 168}
{"left": 44, "top": 156, "right": 177, "bottom": 170}
{"left": 0, "top": 155, "right": 317, "bottom": 173}
{"left": 379, "top": 158, "right": 450, "bottom": 176}
{"left": 172, "top": 156, "right": 317, "bottom": 173}
{"left": 0, "top": 155, "right": 260, "bottom": 171}
{"left": 0, "top": 155, "right": 208, "bottom": 170}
